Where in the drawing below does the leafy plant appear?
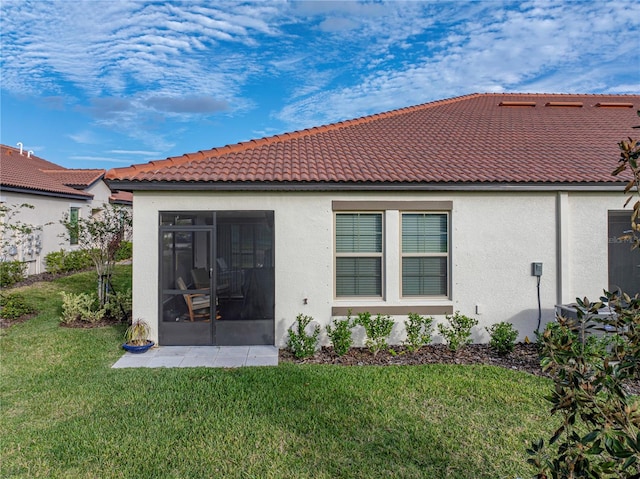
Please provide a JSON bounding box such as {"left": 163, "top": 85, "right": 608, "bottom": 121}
{"left": 528, "top": 296, "right": 640, "bottom": 478}
{"left": 104, "top": 287, "right": 132, "bottom": 322}
{"left": 45, "top": 249, "right": 92, "bottom": 274}
{"left": 403, "top": 313, "right": 434, "bottom": 353}
{"left": 60, "top": 203, "right": 132, "bottom": 305}
{"left": 355, "top": 312, "right": 394, "bottom": 356}
{"left": 437, "top": 311, "right": 478, "bottom": 352}
{"left": 287, "top": 314, "right": 320, "bottom": 358}
{"left": 0, "top": 292, "right": 35, "bottom": 320}
{"left": 326, "top": 310, "right": 354, "bottom": 356}
{"left": 612, "top": 122, "right": 640, "bottom": 250}
{"left": 114, "top": 240, "right": 133, "bottom": 261}
{"left": 486, "top": 321, "right": 518, "bottom": 355}
{"left": 124, "top": 318, "right": 151, "bottom": 346}
{"left": 60, "top": 291, "right": 107, "bottom": 324}
{"left": 0, "top": 260, "right": 27, "bottom": 287}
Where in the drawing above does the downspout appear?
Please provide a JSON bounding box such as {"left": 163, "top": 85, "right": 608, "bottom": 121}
{"left": 556, "top": 192, "right": 570, "bottom": 306}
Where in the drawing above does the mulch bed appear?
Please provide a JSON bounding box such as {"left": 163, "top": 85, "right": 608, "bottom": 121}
{"left": 280, "top": 343, "right": 640, "bottom": 395}
{"left": 4, "top": 267, "right": 95, "bottom": 290}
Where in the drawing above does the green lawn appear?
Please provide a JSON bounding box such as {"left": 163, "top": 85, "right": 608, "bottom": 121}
{"left": 1, "top": 266, "right": 555, "bottom": 478}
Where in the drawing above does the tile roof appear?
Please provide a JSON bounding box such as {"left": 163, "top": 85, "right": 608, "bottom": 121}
{"left": 43, "top": 169, "right": 105, "bottom": 188}
{"left": 109, "top": 190, "right": 133, "bottom": 205}
{"left": 105, "top": 93, "right": 640, "bottom": 189}
{"left": 0, "top": 145, "right": 96, "bottom": 198}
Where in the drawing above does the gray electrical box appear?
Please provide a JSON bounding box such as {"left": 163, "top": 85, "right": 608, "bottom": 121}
{"left": 532, "top": 262, "right": 543, "bottom": 276}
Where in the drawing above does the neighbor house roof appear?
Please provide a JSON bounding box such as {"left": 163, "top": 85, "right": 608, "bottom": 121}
{"left": 108, "top": 190, "right": 133, "bottom": 205}
{"left": 105, "top": 93, "right": 639, "bottom": 191}
{"left": 43, "top": 169, "right": 105, "bottom": 189}
{"left": 0, "top": 145, "right": 95, "bottom": 199}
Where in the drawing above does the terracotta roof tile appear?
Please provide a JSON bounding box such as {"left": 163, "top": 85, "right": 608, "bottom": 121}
{"left": 105, "top": 93, "right": 639, "bottom": 186}
{"left": 43, "top": 169, "right": 105, "bottom": 188}
{"left": 109, "top": 190, "right": 133, "bottom": 205}
{"left": 1, "top": 145, "right": 95, "bottom": 198}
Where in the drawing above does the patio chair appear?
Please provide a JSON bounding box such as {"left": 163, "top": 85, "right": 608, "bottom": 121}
{"left": 176, "top": 277, "right": 210, "bottom": 322}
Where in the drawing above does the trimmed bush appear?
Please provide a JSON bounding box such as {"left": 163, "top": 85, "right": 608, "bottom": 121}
{"left": 355, "top": 312, "right": 394, "bottom": 356}
{"left": 0, "top": 260, "right": 27, "bottom": 287}
{"left": 45, "top": 249, "right": 92, "bottom": 274}
{"left": 287, "top": 314, "right": 320, "bottom": 358}
{"left": 115, "top": 241, "right": 132, "bottom": 261}
{"left": 403, "top": 312, "right": 434, "bottom": 353}
{"left": 0, "top": 292, "right": 34, "bottom": 319}
{"left": 437, "top": 311, "right": 478, "bottom": 352}
{"left": 60, "top": 291, "right": 106, "bottom": 324}
{"left": 326, "top": 312, "right": 354, "bottom": 356}
{"left": 486, "top": 321, "right": 518, "bottom": 355}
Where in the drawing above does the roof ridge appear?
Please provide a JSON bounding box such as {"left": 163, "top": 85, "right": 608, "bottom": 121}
{"left": 107, "top": 93, "right": 483, "bottom": 178}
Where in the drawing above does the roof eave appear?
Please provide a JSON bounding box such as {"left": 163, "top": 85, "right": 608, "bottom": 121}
{"left": 0, "top": 185, "right": 95, "bottom": 200}
{"left": 104, "top": 180, "right": 628, "bottom": 193}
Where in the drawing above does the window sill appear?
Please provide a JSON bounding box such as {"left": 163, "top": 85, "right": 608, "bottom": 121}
{"left": 331, "top": 302, "right": 453, "bottom": 316}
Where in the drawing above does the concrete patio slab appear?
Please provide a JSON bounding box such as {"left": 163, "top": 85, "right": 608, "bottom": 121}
{"left": 112, "top": 345, "right": 279, "bottom": 369}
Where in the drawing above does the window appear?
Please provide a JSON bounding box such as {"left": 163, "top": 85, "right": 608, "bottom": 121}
{"left": 401, "top": 213, "right": 448, "bottom": 296}
{"left": 335, "top": 213, "right": 383, "bottom": 297}
{"left": 608, "top": 211, "right": 639, "bottom": 295}
{"left": 69, "top": 207, "right": 80, "bottom": 245}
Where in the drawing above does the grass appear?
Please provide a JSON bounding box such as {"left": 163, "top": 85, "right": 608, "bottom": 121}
{"left": 1, "top": 266, "right": 556, "bottom": 478}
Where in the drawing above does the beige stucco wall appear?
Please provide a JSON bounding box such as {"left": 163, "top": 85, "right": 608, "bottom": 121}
{"left": 1, "top": 183, "right": 114, "bottom": 275}
{"left": 131, "top": 189, "right": 630, "bottom": 347}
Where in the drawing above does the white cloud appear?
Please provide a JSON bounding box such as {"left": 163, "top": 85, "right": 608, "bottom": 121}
{"left": 1, "top": 0, "right": 638, "bottom": 153}
{"left": 275, "top": 0, "right": 640, "bottom": 129}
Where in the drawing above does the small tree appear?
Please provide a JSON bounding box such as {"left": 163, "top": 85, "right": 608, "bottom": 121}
{"left": 612, "top": 111, "right": 640, "bottom": 249}
{"left": 60, "top": 203, "right": 132, "bottom": 305}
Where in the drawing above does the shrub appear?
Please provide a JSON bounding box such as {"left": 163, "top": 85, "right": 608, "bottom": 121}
{"left": 403, "top": 313, "right": 434, "bottom": 353}
{"left": 355, "top": 312, "right": 394, "bottom": 356}
{"left": 287, "top": 314, "right": 320, "bottom": 359}
{"left": 0, "top": 260, "right": 27, "bottom": 287}
{"left": 326, "top": 311, "right": 354, "bottom": 356}
{"left": 528, "top": 295, "right": 640, "bottom": 478}
{"left": 60, "top": 291, "right": 106, "bottom": 324}
{"left": 105, "top": 288, "right": 132, "bottom": 321}
{"left": 437, "top": 311, "right": 478, "bottom": 352}
{"left": 115, "top": 241, "right": 132, "bottom": 261}
{"left": 486, "top": 321, "right": 518, "bottom": 355}
{"left": 45, "top": 249, "right": 92, "bottom": 274}
{"left": 0, "top": 292, "right": 34, "bottom": 320}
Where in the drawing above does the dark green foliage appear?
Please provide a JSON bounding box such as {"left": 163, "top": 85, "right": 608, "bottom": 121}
{"left": 45, "top": 249, "right": 92, "bottom": 274}
{"left": 437, "top": 311, "right": 478, "bottom": 352}
{"left": 287, "top": 314, "right": 320, "bottom": 358}
{"left": 114, "top": 240, "right": 132, "bottom": 261}
{"left": 105, "top": 288, "right": 132, "bottom": 322}
{"left": 486, "top": 321, "right": 518, "bottom": 355}
{"left": 403, "top": 312, "right": 434, "bottom": 353}
{"left": 326, "top": 310, "right": 354, "bottom": 356}
{"left": 355, "top": 312, "right": 394, "bottom": 356}
{"left": 0, "top": 292, "right": 34, "bottom": 319}
{"left": 0, "top": 261, "right": 27, "bottom": 287}
{"left": 528, "top": 294, "right": 640, "bottom": 478}
{"left": 612, "top": 131, "right": 640, "bottom": 250}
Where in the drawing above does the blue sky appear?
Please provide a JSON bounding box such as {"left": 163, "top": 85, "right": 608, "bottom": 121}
{"left": 1, "top": 0, "right": 639, "bottom": 170}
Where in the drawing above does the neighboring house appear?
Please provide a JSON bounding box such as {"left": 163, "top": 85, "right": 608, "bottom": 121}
{"left": 105, "top": 93, "right": 639, "bottom": 348}
{"left": 0, "top": 144, "right": 132, "bottom": 275}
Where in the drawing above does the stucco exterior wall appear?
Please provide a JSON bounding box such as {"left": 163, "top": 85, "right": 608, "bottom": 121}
{"left": 131, "top": 189, "right": 630, "bottom": 347}
{"left": 1, "top": 184, "right": 114, "bottom": 275}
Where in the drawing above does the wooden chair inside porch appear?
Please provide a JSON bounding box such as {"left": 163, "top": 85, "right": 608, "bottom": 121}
{"left": 176, "top": 277, "right": 210, "bottom": 322}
